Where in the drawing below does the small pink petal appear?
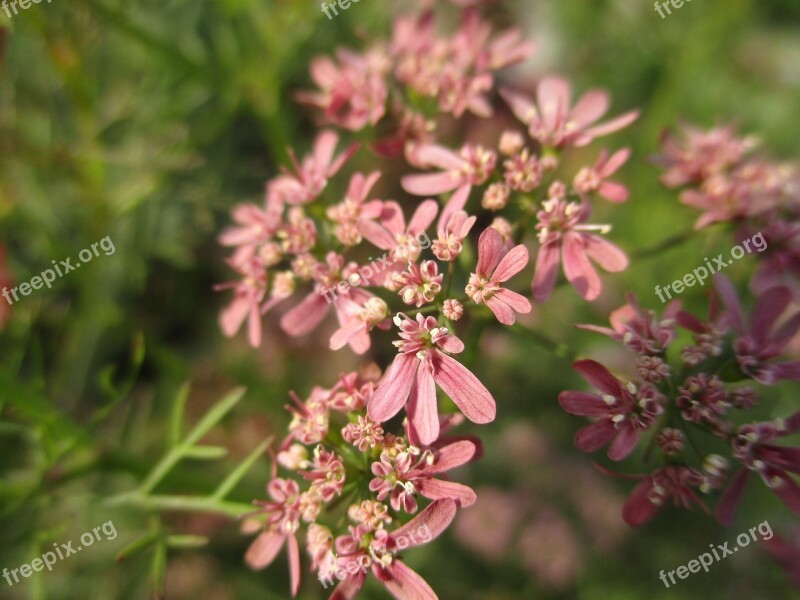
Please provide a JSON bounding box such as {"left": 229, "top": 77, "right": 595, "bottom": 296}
{"left": 432, "top": 351, "right": 496, "bottom": 424}
{"left": 402, "top": 173, "right": 462, "bottom": 196}
{"left": 563, "top": 233, "right": 601, "bottom": 300}
{"left": 368, "top": 354, "right": 418, "bottom": 422}
{"left": 751, "top": 286, "right": 792, "bottom": 344}
{"left": 476, "top": 227, "right": 504, "bottom": 276}
{"left": 408, "top": 199, "right": 439, "bottom": 235}
{"left": 245, "top": 531, "right": 284, "bottom": 570}
{"left": 485, "top": 295, "right": 516, "bottom": 325}
{"left": 531, "top": 241, "right": 560, "bottom": 303}
{"left": 389, "top": 498, "right": 457, "bottom": 549}
{"left": 437, "top": 185, "right": 470, "bottom": 234}
{"left": 600, "top": 147, "right": 631, "bottom": 176}
{"left": 569, "top": 89, "right": 610, "bottom": 129}
{"left": 416, "top": 478, "right": 477, "bottom": 507}
{"left": 288, "top": 534, "right": 301, "bottom": 597}
{"left": 280, "top": 292, "right": 329, "bottom": 336}
{"left": 381, "top": 559, "right": 438, "bottom": 600}
{"left": 409, "top": 363, "right": 440, "bottom": 446}
{"left": 598, "top": 181, "right": 629, "bottom": 203}
{"left": 494, "top": 288, "right": 532, "bottom": 315}
{"left": 584, "top": 235, "right": 628, "bottom": 272}
{"left": 418, "top": 440, "right": 477, "bottom": 473}
{"left": 578, "top": 110, "right": 640, "bottom": 145}
{"left": 492, "top": 244, "right": 529, "bottom": 282}
{"left": 438, "top": 334, "right": 465, "bottom": 354}
{"left": 500, "top": 87, "right": 538, "bottom": 126}
{"left": 716, "top": 469, "right": 749, "bottom": 525}
{"left": 359, "top": 219, "right": 396, "bottom": 251}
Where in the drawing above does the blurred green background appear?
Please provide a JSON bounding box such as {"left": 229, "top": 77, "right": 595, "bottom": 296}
{"left": 1, "top": 0, "right": 799, "bottom": 598}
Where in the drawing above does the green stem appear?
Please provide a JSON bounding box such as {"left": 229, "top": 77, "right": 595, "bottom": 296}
{"left": 508, "top": 324, "right": 580, "bottom": 363}
{"left": 631, "top": 229, "right": 696, "bottom": 259}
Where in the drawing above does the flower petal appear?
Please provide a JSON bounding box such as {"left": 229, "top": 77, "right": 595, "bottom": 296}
{"left": 381, "top": 560, "right": 438, "bottom": 600}
{"left": 245, "top": 531, "right": 284, "bottom": 570}
{"left": 432, "top": 351, "right": 496, "bottom": 424}
{"left": 622, "top": 478, "right": 660, "bottom": 527}
{"left": 574, "top": 419, "right": 616, "bottom": 452}
{"left": 288, "top": 533, "right": 301, "bottom": 597}
{"left": 572, "top": 359, "right": 624, "bottom": 396}
{"left": 563, "top": 233, "right": 602, "bottom": 300}
{"left": 716, "top": 468, "right": 749, "bottom": 525}
{"left": 368, "top": 354, "right": 418, "bottom": 422}
{"left": 408, "top": 200, "right": 439, "bottom": 235}
{"left": 558, "top": 391, "right": 611, "bottom": 416}
{"left": 608, "top": 426, "right": 639, "bottom": 461}
{"left": 402, "top": 173, "right": 462, "bottom": 196}
{"left": 584, "top": 235, "right": 628, "bottom": 273}
{"left": 416, "top": 478, "right": 477, "bottom": 507}
{"left": 419, "top": 440, "right": 477, "bottom": 473}
{"left": 492, "top": 244, "right": 529, "bottom": 282}
{"left": 476, "top": 226, "right": 504, "bottom": 276}
{"left": 280, "top": 292, "right": 329, "bottom": 336}
{"left": 409, "top": 362, "right": 440, "bottom": 446}
{"left": 531, "top": 240, "right": 560, "bottom": 303}
{"left": 388, "top": 498, "right": 457, "bottom": 549}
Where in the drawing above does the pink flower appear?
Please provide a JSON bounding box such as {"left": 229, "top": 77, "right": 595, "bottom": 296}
{"left": 401, "top": 144, "right": 496, "bottom": 196}
{"left": 573, "top": 148, "right": 631, "bottom": 203}
{"left": 360, "top": 200, "right": 438, "bottom": 263}
{"left": 616, "top": 465, "right": 707, "bottom": 527}
{"left": 717, "top": 413, "right": 800, "bottom": 524}
{"left": 245, "top": 478, "right": 306, "bottom": 596}
{"left": 394, "top": 260, "right": 443, "bottom": 307}
{"left": 369, "top": 440, "right": 479, "bottom": 513}
{"left": 578, "top": 292, "right": 681, "bottom": 355}
{"left": 442, "top": 299, "right": 464, "bottom": 321}
{"left": 532, "top": 199, "right": 628, "bottom": 302}
{"left": 215, "top": 256, "right": 267, "bottom": 347}
{"left": 714, "top": 274, "right": 800, "bottom": 384}
{"left": 329, "top": 295, "right": 390, "bottom": 354}
{"left": 431, "top": 185, "right": 476, "bottom": 261}
{"left": 326, "top": 171, "right": 385, "bottom": 246}
{"left": 368, "top": 313, "right": 496, "bottom": 445}
{"left": 327, "top": 499, "right": 457, "bottom": 600}
{"left": 273, "top": 130, "right": 357, "bottom": 206}
{"left": 296, "top": 49, "right": 389, "bottom": 131}
{"left": 219, "top": 203, "right": 282, "bottom": 252}
{"left": 465, "top": 227, "right": 531, "bottom": 325}
{"left": 502, "top": 77, "right": 639, "bottom": 148}
{"left": 559, "top": 360, "right": 663, "bottom": 461}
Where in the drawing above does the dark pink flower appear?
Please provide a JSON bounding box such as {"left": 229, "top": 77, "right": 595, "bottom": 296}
{"left": 579, "top": 292, "right": 681, "bottom": 355}
{"left": 619, "top": 466, "right": 707, "bottom": 527}
{"left": 368, "top": 313, "right": 496, "bottom": 445}
{"left": 465, "top": 227, "right": 532, "bottom": 325}
{"left": 559, "top": 360, "right": 663, "bottom": 461}
{"left": 532, "top": 199, "right": 628, "bottom": 302}
{"left": 501, "top": 77, "right": 639, "bottom": 148}
{"left": 714, "top": 274, "right": 800, "bottom": 384}
{"left": 717, "top": 413, "right": 800, "bottom": 524}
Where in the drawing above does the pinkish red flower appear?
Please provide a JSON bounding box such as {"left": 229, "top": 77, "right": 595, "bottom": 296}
{"left": 559, "top": 360, "right": 663, "bottom": 461}
{"left": 501, "top": 77, "right": 638, "bottom": 148}
{"left": 215, "top": 255, "right": 267, "bottom": 347}
{"left": 401, "top": 144, "right": 496, "bottom": 196}
{"left": 573, "top": 148, "right": 631, "bottom": 203}
{"left": 329, "top": 295, "right": 390, "bottom": 354}
{"left": 619, "top": 466, "right": 708, "bottom": 527}
{"left": 714, "top": 274, "right": 800, "bottom": 384}
{"left": 532, "top": 199, "right": 628, "bottom": 302}
{"left": 360, "top": 200, "right": 438, "bottom": 264}
{"left": 394, "top": 260, "right": 443, "bottom": 307}
{"left": 465, "top": 227, "right": 531, "bottom": 325}
{"left": 368, "top": 313, "right": 496, "bottom": 445}
{"left": 717, "top": 413, "right": 800, "bottom": 524}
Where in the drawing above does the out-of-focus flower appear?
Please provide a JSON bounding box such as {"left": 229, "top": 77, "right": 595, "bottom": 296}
{"left": 368, "top": 313, "right": 495, "bottom": 445}
{"left": 296, "top": 48, "right": 389, "bottom": 131}
{"left": 325, "top": 171, "right": 385, "bottom": 246}
{"left": 432, "top": 185, "right": 476, "bottom": 261}
{"left": 465, "top": 227, "right": 531, "bottom": 325}
{"left": 714, "top": 274, "right": 800, "bottom": 384}
{"left": 532, "top": 199, "right": 628, "bottom": 302}
{"left": 402, "top": 143, "right": 496, "bottom": 196}
{"left": 573, "top": 148, "right": 631, "bottom": 203}
{"left": 502, "top": 77, "right": 638, "bottom": 148}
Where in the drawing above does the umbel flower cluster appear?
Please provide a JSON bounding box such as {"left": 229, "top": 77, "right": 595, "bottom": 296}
{"left": 215, "top": 0, "right": 800, "bottom": 590}
{"left": 560, "top": 124, "right": 800, "bottom": 533}
{"left": 216, "top": 4, "right": 640, "bottom": 598}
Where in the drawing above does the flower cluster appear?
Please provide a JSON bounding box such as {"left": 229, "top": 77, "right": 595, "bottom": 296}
{"left": 217, "top": 4, "right": 640, "bottom": 598}
{"left": 242, "top": 368, "right": 481, "bottom": 597}
{"left": 560, "top": 275, "right": 800, "bottom": 527}
{"left": 655, "top": 122, "right": 800, "bottom": 296}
